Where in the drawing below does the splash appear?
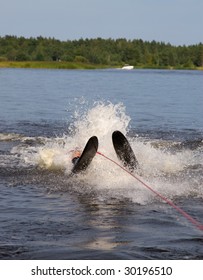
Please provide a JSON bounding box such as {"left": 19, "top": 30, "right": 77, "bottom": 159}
{"left": 37, "top": 101, "right": 130, "bottom": 170}
{"left": 9, "top": 101, "right": 202, "bottom": 203}
{"left": 71, "top": 101, "right": 130, "bottom": 145}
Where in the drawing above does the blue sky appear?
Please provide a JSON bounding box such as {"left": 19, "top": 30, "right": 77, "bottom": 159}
{"left": 0, "top": 0, "right": 202, "bottom": 45}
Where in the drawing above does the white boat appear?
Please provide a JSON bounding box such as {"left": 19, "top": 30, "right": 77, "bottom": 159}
{"left": 121, "top": 65, "right": 134, "bottom": 70}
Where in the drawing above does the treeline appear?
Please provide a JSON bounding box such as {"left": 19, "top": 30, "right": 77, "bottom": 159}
{"left": 0, "top": 35, "right": 202, "bottom": 68}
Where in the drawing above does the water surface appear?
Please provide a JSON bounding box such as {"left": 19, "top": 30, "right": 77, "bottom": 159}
{"left": 0, "top": 69, "right": 202, "bottom": 259}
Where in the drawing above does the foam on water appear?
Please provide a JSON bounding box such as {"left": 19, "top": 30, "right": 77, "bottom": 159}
{"left": 8, "top": 102, "right": 203, "bottom": 204}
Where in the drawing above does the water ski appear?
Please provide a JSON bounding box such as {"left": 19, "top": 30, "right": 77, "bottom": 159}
{"left": 112, "top": 130, "right": 138, "bottom": 172}
{"left": 72, "top": 136, "right": 98, "bottom": 174}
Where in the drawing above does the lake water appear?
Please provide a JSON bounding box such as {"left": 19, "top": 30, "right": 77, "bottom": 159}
{"left": 0, "top": 68, "right": 202, "bottom": 259}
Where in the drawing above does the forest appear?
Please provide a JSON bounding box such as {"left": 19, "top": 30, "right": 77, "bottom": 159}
{"left": 0, "top": 35, "right": 202, "bottom": 69}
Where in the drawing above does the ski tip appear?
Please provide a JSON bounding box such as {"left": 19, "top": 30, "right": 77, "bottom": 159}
{"left": 112, "top": 130, "right": 124, "bottom": 137}
{"left": 89, "top": 136, "right": 99, "bottom": 149}
{"left": 71, "top": 135, "right": 98, "bottom": 174}
{"left": 112, "top": 130, "right": 139, "bottom": 172}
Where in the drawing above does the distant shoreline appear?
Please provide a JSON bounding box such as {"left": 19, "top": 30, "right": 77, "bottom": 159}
{"left": 1, "top": 37, "right": 202, "bottom": 70}
{"left": 0, "top": 61, "right": 202, "bottom": 70}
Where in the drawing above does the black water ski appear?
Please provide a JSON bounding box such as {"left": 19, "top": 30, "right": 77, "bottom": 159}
{"left": 112, "top": 130, "right": 138, "bottom": 172}
{"left": 72, "top": 136, "right": 98, "bottom": 174}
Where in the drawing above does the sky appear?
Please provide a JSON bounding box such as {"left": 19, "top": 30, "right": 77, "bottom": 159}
{"left": 0, "top": 0, "right": 202, "bottom": 46}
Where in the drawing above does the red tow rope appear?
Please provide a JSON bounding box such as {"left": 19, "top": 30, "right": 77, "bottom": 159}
{"left": 97, "top": 151, "right": 203, "bottom": 232}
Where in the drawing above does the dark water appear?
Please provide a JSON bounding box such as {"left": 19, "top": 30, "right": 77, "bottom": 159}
{"left": 0, "top": 68, "right": 202, "bottom": 259}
